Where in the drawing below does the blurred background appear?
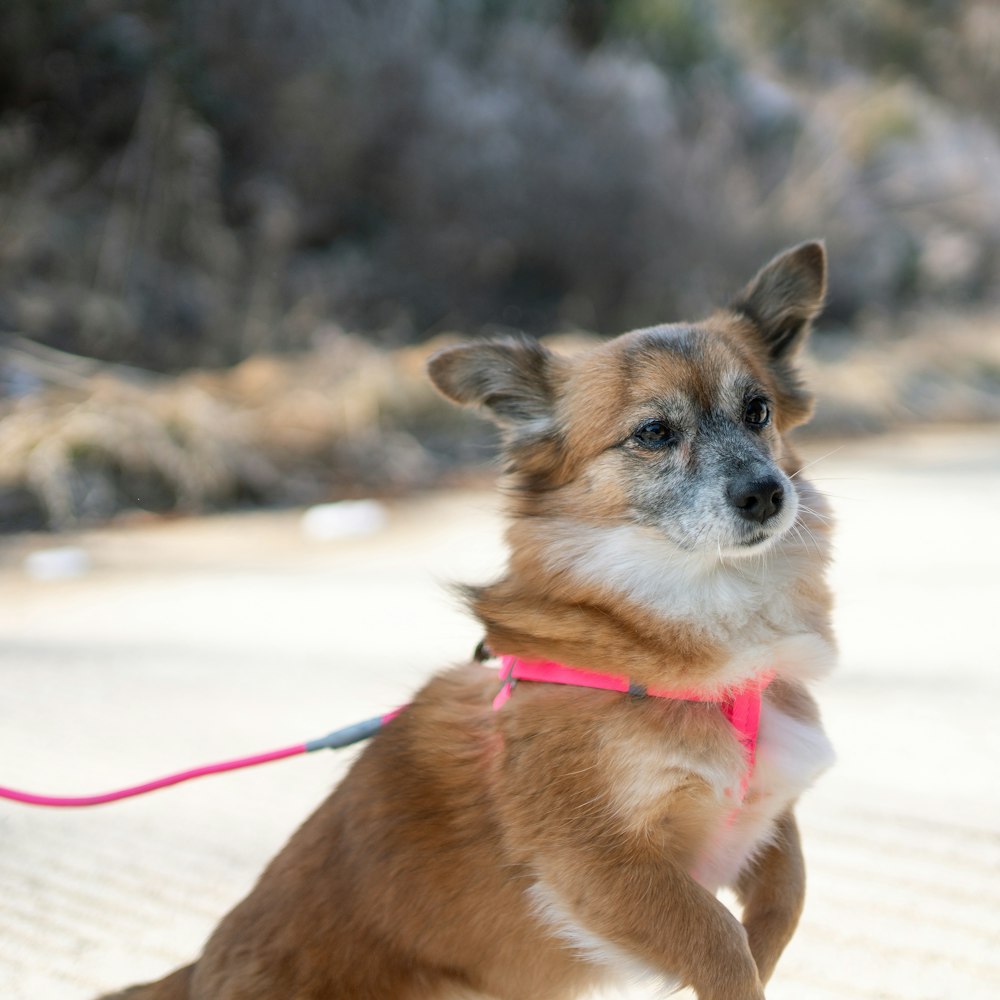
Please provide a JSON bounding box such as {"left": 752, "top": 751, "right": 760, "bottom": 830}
{"left": 1, "top": 0, "right": 999, "bottom": 530}
{"left": 2, "top": 4, "right": 1000, "bottom": 1000}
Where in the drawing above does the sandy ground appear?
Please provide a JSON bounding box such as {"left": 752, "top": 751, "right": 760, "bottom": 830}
{"left": 1, "top": 426, "right": 999, "bottom": 999}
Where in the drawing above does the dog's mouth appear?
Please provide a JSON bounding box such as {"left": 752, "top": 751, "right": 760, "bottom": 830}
{"left": 723, "top": 495, "right": 800, "bottom": 556}
{"left": 719, "top": 528, "right": 778, "bottom": 557}
{"left": 715, "top": 525, "right": 787, "bottom": 560}
{"left": 669, "top": 517, "right": 791, "bottom": 560}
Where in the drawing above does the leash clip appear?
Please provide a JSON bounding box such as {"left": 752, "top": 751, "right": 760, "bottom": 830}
{"left": 492, "top": 655, "right": 518, "bottom": 711}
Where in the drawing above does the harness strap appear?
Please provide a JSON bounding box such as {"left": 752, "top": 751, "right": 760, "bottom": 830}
{"left": 492, "top": 654, "right": 774, "bottom": 803}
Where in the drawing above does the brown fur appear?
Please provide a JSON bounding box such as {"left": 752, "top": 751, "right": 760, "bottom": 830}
{"left": 104, "top": 242, "right": 835, "bottom": 1000}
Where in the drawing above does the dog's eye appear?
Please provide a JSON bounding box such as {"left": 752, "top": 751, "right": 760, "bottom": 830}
{"left": 744, "top": 398, "right": 771, "bottom": 428}
{"left": 632, "top": 420, "right": 677, "bottom": 449}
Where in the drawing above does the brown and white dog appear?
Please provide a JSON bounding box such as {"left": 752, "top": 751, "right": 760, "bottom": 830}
{"left": 106, "top": 242, "right": 836, "bottom": 1000}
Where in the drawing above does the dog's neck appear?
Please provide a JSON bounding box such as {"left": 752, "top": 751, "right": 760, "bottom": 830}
{"left": 467, "top": 502, "right": 833, "bottom": 691}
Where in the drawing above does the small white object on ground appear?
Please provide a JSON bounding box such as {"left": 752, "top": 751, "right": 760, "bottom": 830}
{"left": 300, "top": 500, "right": 388, "bottom": 541}
{"left": 23, "top": 546, "right": 92, "bottom": 581}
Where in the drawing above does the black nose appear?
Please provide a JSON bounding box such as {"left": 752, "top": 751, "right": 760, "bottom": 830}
{"left": 729, "top": 476, "right": 785, "bottom": 524}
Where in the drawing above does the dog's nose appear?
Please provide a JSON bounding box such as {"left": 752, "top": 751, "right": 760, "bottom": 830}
{"left": 729, "top": 476, "right": 785, "bottom": 523}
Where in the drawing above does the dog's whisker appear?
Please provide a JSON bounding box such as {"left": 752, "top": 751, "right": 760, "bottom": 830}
{"left": 791, "top": 521, "right": 821, "bottom": 556}
{"left": 812, "top": 490, "right": 865, "bottom": 503}
{"left": 798, "top": 504, "right": 834, "bottom": 525}
{"left": 803, "top": 476, "right": 865, "bottom": 483}
{"left": 801, "top": 523, "right": 824, "bottom": 554}
{"left": 789, "top": 523, "right": 809, "bottom": 554}
{"left": 717, "top": 540, "right": 730, "bottom": 570}
{"left": 789, "top": 445, "right": 846, "bottom": 479}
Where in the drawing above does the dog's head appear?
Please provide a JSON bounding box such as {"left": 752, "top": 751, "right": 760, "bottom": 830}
{"left": 428, "top": 242, "right": 826, "bottom": 560}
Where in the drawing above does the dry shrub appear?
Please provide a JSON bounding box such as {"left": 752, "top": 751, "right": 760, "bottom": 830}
{"left": 809, "top": 313, "right": 1000, "bottom": 435}
{"left": 3, "top": 320, "right": 999, "bottom": 531}
{"left": 0, "top": 332, "right": 468, "bottom": 530}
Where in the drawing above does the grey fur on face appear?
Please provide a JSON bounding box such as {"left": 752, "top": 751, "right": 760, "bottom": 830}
{"left": 618, "top": 343, "right": 797, "bottom": 556}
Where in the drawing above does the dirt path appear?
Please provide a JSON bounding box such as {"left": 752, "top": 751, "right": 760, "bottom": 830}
{"left": 1, "top": 427, "right": 998, "bottom": 999}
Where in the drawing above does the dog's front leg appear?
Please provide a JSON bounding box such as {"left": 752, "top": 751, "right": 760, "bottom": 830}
{"left": 734, "top": 810, "right": 806, "bottom": 985}
{"left": 534, "top": 847, "right": 766, "bottom": 1000}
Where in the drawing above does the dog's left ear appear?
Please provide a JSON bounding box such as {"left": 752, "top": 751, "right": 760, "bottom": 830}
{"left": 731, "top": 241, "right": 827, "bottom": 360}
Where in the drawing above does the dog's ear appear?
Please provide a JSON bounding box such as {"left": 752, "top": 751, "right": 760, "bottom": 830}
{"left": 426, "top": 335, "right": 560, "bottom": 431}
{"left": 731, "top": 241, "right": 826, "bottom": 360}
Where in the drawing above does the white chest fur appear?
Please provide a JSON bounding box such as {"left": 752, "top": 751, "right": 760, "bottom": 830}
{"left": 692, "top": 699, "right": 836, "bottom": 890}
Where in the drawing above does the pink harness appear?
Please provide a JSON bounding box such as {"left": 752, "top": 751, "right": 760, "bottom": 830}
{"left": 492, "top": 654, "right": 775, "bottom": 803}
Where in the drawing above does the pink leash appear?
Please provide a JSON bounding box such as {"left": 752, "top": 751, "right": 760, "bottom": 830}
{"left": 0, "top": 712, "right": 398, "bottom": 809}
{"left": 0, "top": 744, "right": 310, "bottom": 808}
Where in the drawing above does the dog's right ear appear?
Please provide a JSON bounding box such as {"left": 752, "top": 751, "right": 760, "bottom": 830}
{"left": 426, "top": 336, "right": 560, "bottom": 432}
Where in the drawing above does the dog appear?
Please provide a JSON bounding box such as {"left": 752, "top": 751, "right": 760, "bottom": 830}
{"left": 104, "top": 241, "right": 836, "bottom": 1000}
